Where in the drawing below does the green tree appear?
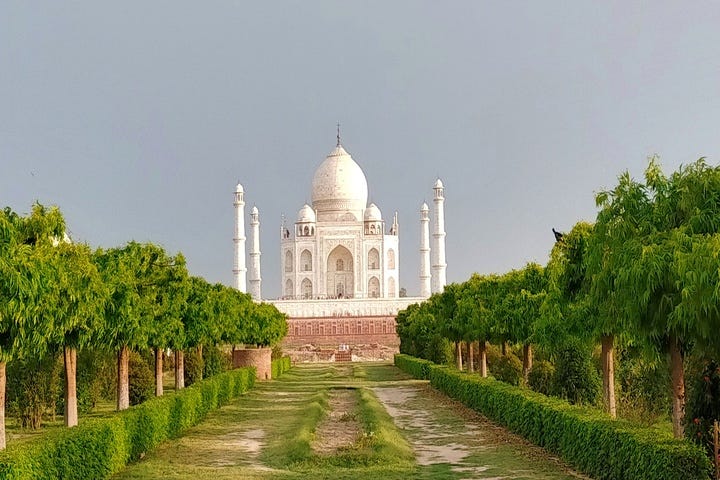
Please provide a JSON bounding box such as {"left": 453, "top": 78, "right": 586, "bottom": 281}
{"left": 145, "top": 251, "right": 188, "bottom": 396}
{"left": 589, "top": 158, "right": 720, "bottom": 437}
{"left": 94, "top": 243, "right": 157, "bottom": 410}
{"left": 0, "top": 205, "right": 64, "bottom": 447}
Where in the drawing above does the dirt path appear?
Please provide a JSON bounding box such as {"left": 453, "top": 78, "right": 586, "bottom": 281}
{"left": 113, "top": 363, "right": 590, "bottom": 480}
{"left": 373, "top": 382, "right": 587, "bottom": 479}
{"left": 312, "top": 388, "right": 362, "bottom": 455}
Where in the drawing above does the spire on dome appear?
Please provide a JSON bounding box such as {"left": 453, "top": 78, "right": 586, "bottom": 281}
{"left": 336, "top": 122, "right": 341, "bottom": 146}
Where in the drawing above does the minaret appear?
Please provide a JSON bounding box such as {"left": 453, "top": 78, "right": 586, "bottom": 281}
{"left": 233, "top": 182, "right": 247, "bottom": 292}
{"left": 431, "top": 178, "right": 447, "bottom": 293}
{"left": 248, "top": 206, "right": 262, "bottom": 300}
{"left": 420, "top": 202, "right": 431, "bottom": 298}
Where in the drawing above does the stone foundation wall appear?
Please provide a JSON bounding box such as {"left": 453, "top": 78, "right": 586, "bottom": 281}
{"left": 233, "top": 348, "right": 272, "bottom": 380}
{"left": 282, "top": 315, "right": 399, "bottom": 348}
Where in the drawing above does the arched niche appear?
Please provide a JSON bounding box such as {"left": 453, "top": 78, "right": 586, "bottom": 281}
{"left": 327, "top": 245, "right": 354, "bottom": 298}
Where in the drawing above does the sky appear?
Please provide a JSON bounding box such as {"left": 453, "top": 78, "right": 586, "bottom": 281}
{"left": 2, "top": 2, "right": 720, "bottom": 298}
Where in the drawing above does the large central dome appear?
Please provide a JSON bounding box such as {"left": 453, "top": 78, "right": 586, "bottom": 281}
{"left": 311, "top": 144, "right": 368, "bottom": 215}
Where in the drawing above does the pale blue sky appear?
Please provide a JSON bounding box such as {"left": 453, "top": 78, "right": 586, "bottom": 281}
{"left": 2, "top": 2, "right": 719, "bottom": 297}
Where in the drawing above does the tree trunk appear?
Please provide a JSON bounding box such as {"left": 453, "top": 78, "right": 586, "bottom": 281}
{"left": 175, "top": 350, "right": 185, "bottom": 390}
{"left": 0, "top": 361, "right": 6, "bottom": 450}
{"left": 478, "top": 340, "right": 487, "bottom": 378}
{"left": 669, "top": 335, "right": 686, "bottom": 439}
{"left": 64, "top": 346, "right": 78, "bottom": 427}
{"left": 468, "top": 341, "right": 475, "bottom": 373}
{"left": 522, "top": 343, "right": 533, "bottom": 383}
{"left": 117, "top": 345, "right": 130, "bottom": 411}
{"left": 155, "top": 347, "right": 163, "bottom": 397}
{"left": 455, "top": 342, "right": 463, "bottom": 371}
{"left": 501, "top": 341, "right": 507, "bottom": 356}
{"left": 601, "top": 335, "right": 616, "bottom": 418}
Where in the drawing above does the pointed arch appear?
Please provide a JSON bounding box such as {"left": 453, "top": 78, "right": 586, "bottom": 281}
{"left": 368, "top": 248, "right": 379, "bottom": 270}
{"left": 285, "top": 279, "right": 293, "bottom": 297}
{"left": 368, "top": 276, "right": 380, "bottom": 298}
{"left": 300, "top": 249, "right": 312, "bottom": 271}
{"left": 387, "top": 248, "right": 396, "bottom": 269}
{"left": 284, "top": 250, "right": 293, "bottom": 272}
{"left": 388, "top": 277, "right": 396, "bottom": 298}
{"left": 327, "top": 245, "right": 354, "bottom": 297}
{"left": 301, "top": 278, "right": 313, "bottom": 299}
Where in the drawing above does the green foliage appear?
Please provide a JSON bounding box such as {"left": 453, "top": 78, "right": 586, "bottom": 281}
{"left": 0, "top": 367, "right": 255, "bottom": 479}
{"left": 271, "top": 356, "right": 292, "bottom": 378}
{"left": 616, "top": 349, "right": 671, "bottom": 423}
{"left": 394, "top": 354, "right": 433, "bottom": 380}
{"left": 128, "top": 352, "right": 154, "bottom": 406}
{"left": 76, "top": 348, "right": 116, "bottom": 412}
{"left": 202, "top": 345, "right": 231, "bottom": 379}
{"left": 6, "top": 353, "right": 63, "bottom": 429}
{"left": 685, "top": 360, "right": 720, "bottom": 456}
{"left": 528, "top": 360, "right": 555, "bottom": 396}
{"left": 552, "top": 341, "right": 601, "bottom": 405}
{"left": 396, "top": 354, "right": 712, "bottom": 480}
{"left": 183, "top": 348, "right": 204, "bottom": 387}
{"left": 490, "top": 353, "right": 523, "bottom": 386}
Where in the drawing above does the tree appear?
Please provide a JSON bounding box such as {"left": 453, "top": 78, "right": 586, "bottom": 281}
{"left": 94, "top": 243, "right": 157, "bottom": 410}
{"left": 0, "top": 205, "right": 64, "bottom": 447}
{"left": 145, "top": 251, "right": 188, "bottom": 396}
{"left": 44, "top": 242, "right": 107, "bottom": 426}
{"left": 589, "top": 158, "right": 720, "bottom": 437}
{"left": 457, "top": 274, "right": 498, "bottom": 377}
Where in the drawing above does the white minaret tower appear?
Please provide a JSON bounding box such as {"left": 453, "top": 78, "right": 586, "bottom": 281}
{"left": 431, "top": 178, "right": 447, "bottom": 293}
{"left": 248, "top": 205, "right": 262, "bottom": 300}
{"left": 233, "top": 182, "right": 247, "bottom": 292}
{"left": 420, "top": 202, "right": 431, "bottom": 298}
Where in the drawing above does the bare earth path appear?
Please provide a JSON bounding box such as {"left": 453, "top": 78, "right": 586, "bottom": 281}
{"left": 113, "top": 362, "right": 588, "bottom": 480}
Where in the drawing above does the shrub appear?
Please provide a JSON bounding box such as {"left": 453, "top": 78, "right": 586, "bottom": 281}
{"left": 0, "top": 367, "right": 255, "bottom": 480}
{"left": 128, "top": 352, "right": 154, "bottom": 406}
{"left": 617, "top": 349, "right": 670, "bottom": 424}
{"left": 184, "top": 348, "right": 204, "bottom": 386}
{"left": 7, "top": 353, "right": 63, "bottom": 429}
{"left": 271, "top": 357, "right": 292, "bottom": 378}
{"left": 685, "top": 359, "right": 720, "bottom": 458}
{"left": 528, "top": 360, "right": 555, "bottom": 395}
{"left": 77, "top": 348, "right": 116, "bottom": 412}
{"left": 203, "top": 345, "right": 231, "bottom": 379}
{"left": 491, "top": 353, "right": 523, "bottom": 386}
{"left": 395, "top": 354, "right": 711, "bottom": 480}
{"left": 552, "top": 341, "right": 601, "bottom": 405}
{"left": 394, "top": 354, "right": 433, "bottom": 380}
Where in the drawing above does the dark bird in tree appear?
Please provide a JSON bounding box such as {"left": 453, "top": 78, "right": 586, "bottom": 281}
{"left": 552, "top": 228, "right": 564, "bottom": 243}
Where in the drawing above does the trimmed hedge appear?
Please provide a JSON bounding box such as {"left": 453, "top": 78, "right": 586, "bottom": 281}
{"left": 0, "top": 367, "right": 255, "bottom": 480}
{"left": 271, "top": 356, "right": 292, "bottom": 379}
{"left": 394, "top": 354, "right": 433, "bottom": 380}
{"left": 395, "top": 354, "right": 712, "bottom": 480}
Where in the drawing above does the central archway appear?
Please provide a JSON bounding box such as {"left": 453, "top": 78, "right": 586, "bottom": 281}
{"left": 326, "top": 245, "right": 354, "bottom": 298}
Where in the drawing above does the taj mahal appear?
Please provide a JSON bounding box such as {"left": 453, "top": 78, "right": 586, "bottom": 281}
{"left": 233, "top": 133, "right": 447, "bottom": 352}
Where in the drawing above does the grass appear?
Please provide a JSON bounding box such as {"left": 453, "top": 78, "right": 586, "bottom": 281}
{"left": 113, "top": 362, "right": 585, "bottom": 480}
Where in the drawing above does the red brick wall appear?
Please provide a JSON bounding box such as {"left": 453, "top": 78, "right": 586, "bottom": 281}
{"left": 283, "top": 315, "right": 399, "bottom": 348}
{"left": 233, "top": 347, "right": 272, "bottom": 380}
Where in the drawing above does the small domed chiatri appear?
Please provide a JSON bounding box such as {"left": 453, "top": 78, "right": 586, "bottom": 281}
{"left": 297, "top": 204, "right": 316, "bottom": 223}
{"left": 364, "top": 203, "right": 382, "bottom": 221}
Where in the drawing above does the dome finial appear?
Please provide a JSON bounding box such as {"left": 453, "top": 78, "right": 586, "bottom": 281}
{"left": 336, "top": 122, "right": 341, "bottom": 146}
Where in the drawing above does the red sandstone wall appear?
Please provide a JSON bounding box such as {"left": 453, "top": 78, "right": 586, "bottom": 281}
{"left": 233, "top": 348, "right": 272, "bottom": 380}
{"left": 282, "top": 315, "right": 399, "bottom": 347}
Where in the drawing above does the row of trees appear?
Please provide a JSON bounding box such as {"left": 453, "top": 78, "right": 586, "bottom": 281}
{"left": 0, "top": 204, "right": 287, "bottom": 449}
{"left": 398, "top": 157, "right": 720, "bottom": 442}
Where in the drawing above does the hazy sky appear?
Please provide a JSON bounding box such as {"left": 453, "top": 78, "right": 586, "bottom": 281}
{"left": 2, "top": 2, "right": 719, "bottom": 298}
